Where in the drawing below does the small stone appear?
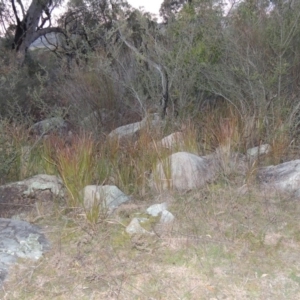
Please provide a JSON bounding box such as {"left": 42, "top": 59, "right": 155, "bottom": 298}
{"left": 125, "top": 218, "right": 153, "bottom": 235}
{"left": 247, "top": 144, "right": 271, "bottom": 157}
{"left": 160, "top": 210, "right": 175, "bottom": 223}
{"left": 146, "top": 203, "right": 168, "bottom": 216}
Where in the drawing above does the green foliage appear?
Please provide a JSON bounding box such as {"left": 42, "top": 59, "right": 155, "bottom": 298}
{"left": 0, "top": 50, "right": 65, "bottom": 122}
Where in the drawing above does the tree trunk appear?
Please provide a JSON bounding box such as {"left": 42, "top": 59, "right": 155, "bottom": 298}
{"left": 12, "top": 0, "right": 65, "bottom": 65}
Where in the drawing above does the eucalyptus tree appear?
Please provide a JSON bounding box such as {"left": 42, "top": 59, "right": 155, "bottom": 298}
{"left": 8, "top": 0, "right": 65, "bottom": 64}
{"left": 48, "top": 0, "right": 134, "bottom": 69}
{"left": 160, "top": 0, "right": 192, "bottom": 22}
{"left": 157, "top": 0, "right": 227, "bottom": 117}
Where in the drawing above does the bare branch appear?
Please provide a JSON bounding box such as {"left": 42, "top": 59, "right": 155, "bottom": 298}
{"left": 113, "top": 21, "right": 169, "bottom": 118}
{"left": 16, "top": 0, "right": 25, "bottom": 19}
{"left": 30, "top": 27, "right": 66, "bottom": 44}
{"left": 11, "top": 0, "right": 21, "bottom": 25}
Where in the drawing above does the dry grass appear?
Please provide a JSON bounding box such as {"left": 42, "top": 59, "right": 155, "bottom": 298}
{"left": 2, "top": 180, "right": 300, "bottom": 299}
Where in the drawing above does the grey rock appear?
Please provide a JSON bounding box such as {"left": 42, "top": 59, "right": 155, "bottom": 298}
{"left": 29, "top": 32, "right": 84, "bottom": 52}
{"left": 206, "top": 147, "right": 248, "bottom": 175}
{"left": 159, "top": 132, "right": 185, "bottom": 150}
{"left": 30, "top": 117, "right": 69, "bottom": 136}
{"left": 125, "top": 218, "right": 153, "bottom": 235}
{"left": 29, "top": 32, "right": 64, "bottom": 51}
{"left": 146, "top": 203, "right": 168, "bottom": 217}
{"left": 0, "top": 174, "right": 64, "bottom": 197}
{"left": 152, "top": 152, "right": 216, "bottom": 191}
{"left": 257, "top": 160, "right": 300, "bottom": 192}
{"left": 160, "top": 210, "right": 175, "bottom": 223}
{"left": 108, "top": 114, "right": 162, "bottom": 140}
{"left": 247, "top": 144, "right": 271, "bottom": 158}
{"left": 146, "top": 203, "right": 174, "bottom": 223}
{"left": 83, "top": 185, "right": 130, "bottom": 213}
{"left": 0, "top": 218, "right": 50, "bottom": 287}
{"left": 21, "top": 174, "right": 64, "bottom": 197}
{"left": 0, "top": 174, "right": 64, "bottom": 218}
{"left": 108, "top": 120, "right": 143, "bottom": 139}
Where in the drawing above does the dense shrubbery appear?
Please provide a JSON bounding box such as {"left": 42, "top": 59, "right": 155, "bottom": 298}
{"left": 1, "top": 0, "right": 300, "bottom": 185}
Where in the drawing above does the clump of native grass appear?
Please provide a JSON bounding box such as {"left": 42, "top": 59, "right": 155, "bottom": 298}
{"left": 37, "top": 126, "right": 163, "bottom": 223}
{"left": 196, "top": 103, "right": 292, "bottom": 177}
{"left": 2, "top": 101, "right": 291, "bottom": 223}
{"left": 42, "top": 133, "right": 102, "bottom": 224}
{"left": 105, "top": 125, "right": 164, "bottom": 196}
{"left": 36, "top": 117, "right": 204, "bottom": 219}
{"left": 0, "top": 118, "right": 66, "bottom": 185}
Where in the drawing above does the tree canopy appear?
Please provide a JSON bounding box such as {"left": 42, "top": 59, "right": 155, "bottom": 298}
{"left": 2, "top": 0, "right": 300, "bottom": 139}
